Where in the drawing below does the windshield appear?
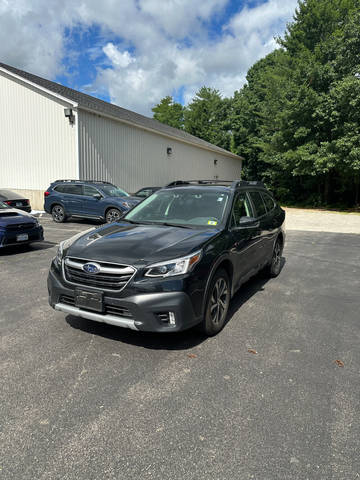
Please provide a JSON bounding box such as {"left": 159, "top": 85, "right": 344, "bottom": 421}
{"left": 0, "top": 201, "right": 9, "bottom": 209}
{"left": 125, "top": 189, "right": 229, "bottom": 227}
{"left": 99, "top": 185, "right": 129, "bottom": 197}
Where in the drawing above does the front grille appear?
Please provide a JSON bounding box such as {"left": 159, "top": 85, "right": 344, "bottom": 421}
{"left": 6, "top": 223, "right": 35, "bottom": 231}
{"left": 59, "top": 295, "right": 133, "bottom": 318}
{"left": 63, "top": 257, "right": 136, "bottom": 292}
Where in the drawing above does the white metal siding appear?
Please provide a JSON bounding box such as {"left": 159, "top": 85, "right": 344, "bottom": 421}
{"left": 0, "top": 72, "right": 77, "bottom": 190}
{"left": 78, "top": 110, "right": 241, "bottom": 192}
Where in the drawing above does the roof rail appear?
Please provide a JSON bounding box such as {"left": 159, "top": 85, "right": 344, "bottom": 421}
{"left": 53, "top": 179, "right": 114, "bottom": 185}
{"left": 165, "top": 179, "right": 265, "bottom": 189}
{"left": 166, "top": 179, "right": 241, "bottom": 188}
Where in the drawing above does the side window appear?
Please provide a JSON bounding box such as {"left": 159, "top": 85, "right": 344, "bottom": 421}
{"left": 137, "top": 189, "right": 150, "bottom": 198}
{"left": 54, "top": 184, "right": 82, "bottom": 195}
{"left": 249, "top": 191, "right": 267, "bottom": 217}
{"left": 262, "top": 192, "right": 276, "bottom": 212}
{"left": 231, "top": 192, "right": 253, "bottom": 227}
{"left": 64, "top": 185, "right": 82, "bottom": 195}
{"left": 83, "top": 185, "right": 100, "bottom": 196}
{"left": 54, "top": 185, "right": 65, "bottom": 193}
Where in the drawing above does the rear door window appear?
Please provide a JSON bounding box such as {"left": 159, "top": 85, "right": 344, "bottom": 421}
{"left": 249, "top": 191, "right": 267, "bottom": 218}
{"left": 65, "top": 185, "right": 82, "bottom": 195}
{"left": 262, "top": 192, "right": 276, "bottom": 212}
{"left": 54, "top": 184, "right": 82, "bottom": 195}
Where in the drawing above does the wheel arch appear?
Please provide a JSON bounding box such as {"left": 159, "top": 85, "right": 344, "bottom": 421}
{"left": 201, "top": 255, "right": 234, "bottom": 317}
{"left": 50, "top": 201, "right": 66, "bottom": 212}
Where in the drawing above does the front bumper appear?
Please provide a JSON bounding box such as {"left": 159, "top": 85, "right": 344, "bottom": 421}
{"left": 0, "top": 226, "right": 44, "bottom": 248}
{"left": 48, "top": 267, "right": 200, "bottom": 332}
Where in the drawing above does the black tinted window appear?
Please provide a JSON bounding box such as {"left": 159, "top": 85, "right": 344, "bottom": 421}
{"left": 54, "top": 184, "right": 82, "bottom": 195}
{"left": 232, "top": 193, "right": 253, "bottom": 227}
{"left": 249, "top": 191, "right": 267, "bottom": 217}
{"left": 262, "top": 192, "right": 275, "bottom": 212}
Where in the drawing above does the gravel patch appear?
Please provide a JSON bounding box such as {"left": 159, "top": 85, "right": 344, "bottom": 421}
{"left": 284, "top": 207, "right": 360, "bottom": 234}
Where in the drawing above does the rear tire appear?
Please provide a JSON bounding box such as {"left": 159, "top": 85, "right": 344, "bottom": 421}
{"left": 51, "top": 204, "right": 66, "bottom": 223}
{"left": 200, "top": 268, "right": 230, "bottom": 336}
{"left": 266, "top": 238, "right": 282, "bottom": 277}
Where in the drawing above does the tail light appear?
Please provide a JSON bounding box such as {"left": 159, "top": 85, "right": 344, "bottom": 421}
{"left": 44, "top": 191, "right": 50, "bottom": 197}
{"left": 4, "top": 200, "right": 12, "bottom": 205}
{"left": 25, "top": 199, "right": 30, "bottom": 205}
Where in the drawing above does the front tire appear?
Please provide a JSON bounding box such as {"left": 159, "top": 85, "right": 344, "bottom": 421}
{"left": 105, "top": 208, "right": 122, "bottom": 223}
{"left": 51, "top": 204, "right": 66, "bottom": 223}
{"left": 200, "top": 268, "right": 230, "bottom": 336}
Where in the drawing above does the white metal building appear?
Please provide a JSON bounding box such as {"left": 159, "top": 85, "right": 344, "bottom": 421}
{"left": 0, "top": 62, "right": 242, "bottom": 210}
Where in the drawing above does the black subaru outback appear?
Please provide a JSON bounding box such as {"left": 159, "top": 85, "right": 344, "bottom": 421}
{"left": 48, "top": 180, "right": 285, "bottom": 336}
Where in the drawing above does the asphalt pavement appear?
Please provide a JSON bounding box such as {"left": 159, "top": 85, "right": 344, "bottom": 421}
{"left": 1, "top": 215, "right": 359, "bottom": 480}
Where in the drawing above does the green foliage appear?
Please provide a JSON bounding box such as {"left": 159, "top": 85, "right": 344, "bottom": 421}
{"left": 151, "top": 0, "right": 360, "bottom": 207}
{"left": 152, "top": 96, "right": 184, "bottom": 129}
{"left": 184, "top": 87, "right": 232, "bottom": 150}
{"left": 231, "top": 0, "right": 360, "bottom": 207}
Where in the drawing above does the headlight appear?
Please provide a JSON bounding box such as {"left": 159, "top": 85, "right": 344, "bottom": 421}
{"left": 54, "top": 242, "right": 65, "bottom": 268}
{"left": 53, "top": 228, "right": 96, "bottom": 268}
{"left": 144, "top": 250, "right": 202, "bottom": 278}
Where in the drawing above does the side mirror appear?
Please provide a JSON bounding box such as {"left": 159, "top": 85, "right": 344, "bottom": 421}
{"left": 239, "top": 216, "right": 257, "bottom": 225}
{"left": 93, "top": 193, "right": 102, "bottom": 200}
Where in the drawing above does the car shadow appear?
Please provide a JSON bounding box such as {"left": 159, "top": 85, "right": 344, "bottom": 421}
{"left": 0, "top": 241, "right": 56, "bottom": 256}
{"left": 64, "top": 218, "right": 104, "bottom": 226}
{"left": 65, "top": 314, "right": 207, "bottom": 351}
{"left": 226, "top": 257, "right": 286, "bottom": 325}
{"left": 65, "top": 257, "right": 286, "bottom": 350}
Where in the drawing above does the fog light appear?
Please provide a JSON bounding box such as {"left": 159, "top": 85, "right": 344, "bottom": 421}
{"left": 169, "top": 312, "right": 176, "bottom": 325}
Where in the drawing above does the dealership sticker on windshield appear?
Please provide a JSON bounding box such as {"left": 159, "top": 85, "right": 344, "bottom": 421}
{"left": 208, "top": 220, "right": 218, "bottom": 225}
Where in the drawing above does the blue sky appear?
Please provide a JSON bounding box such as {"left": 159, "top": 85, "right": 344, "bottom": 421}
{"left": 0, "top": 0, "right": 298, "bottom": 114}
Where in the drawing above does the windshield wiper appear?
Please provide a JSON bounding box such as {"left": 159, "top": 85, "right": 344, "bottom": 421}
{"left": 122, "top": 219, "right": 153, "bottom": 225}
{"left": 157, "top": 222, "right": 193, "bottom": 229}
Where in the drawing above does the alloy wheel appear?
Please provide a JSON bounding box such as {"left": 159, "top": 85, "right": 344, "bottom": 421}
{"left": 106, "top": 208, "right": 121, "bottom": 223}
{"left": 210, "top": 277, "right": 229, "bottom": 326}
{"left": 272, "top": 241, "right": 281, "bottom": 274}
{"left": 52, "top": 205, "right": 65, "bottom": 222}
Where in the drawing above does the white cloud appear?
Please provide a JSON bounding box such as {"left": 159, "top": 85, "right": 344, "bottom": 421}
{"left": 0, "top": 0, "right": 298, "bottom": 115}
{"left": 103, "top": 43, "right": 135, "bottom": 68}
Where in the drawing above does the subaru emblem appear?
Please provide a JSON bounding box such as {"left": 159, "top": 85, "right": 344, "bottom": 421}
{"left": 83, "top": 262, "right": 101, "bottom": 274}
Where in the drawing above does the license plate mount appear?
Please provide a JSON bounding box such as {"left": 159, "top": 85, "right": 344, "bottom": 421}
{"left": 17, "top": 233, "right": 29, "bottom": 242}
{"left": 75, "top": 290, "right": 104, "bottom": 313}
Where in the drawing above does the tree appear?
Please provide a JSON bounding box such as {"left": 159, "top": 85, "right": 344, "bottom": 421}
{"left": 184, "top": 87, "right": 232, "bottom": 150}
{"left": 152, "top": 96, "right": 184, "bottom": 130}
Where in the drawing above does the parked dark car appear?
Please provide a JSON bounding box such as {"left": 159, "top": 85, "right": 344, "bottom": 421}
{"left": 0, "top": 201, "right": 43, "bottom": 248}
{"left": 133, "top": 186, "right": 161, "bottom": 198}
{"left": 48, "top": 180, "right": 285, "bottom": 336}
{"left": 44, "top": 180, "right": 140, "bottom": 223}
{"left": 0, "top": 189, "right": 31, "bottom": 213}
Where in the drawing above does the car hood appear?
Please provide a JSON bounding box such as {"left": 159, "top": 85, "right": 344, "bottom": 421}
{"left": 66, "top": 222, "right": 221, "bottom": 267}
{"left": 110, "top": 196, "right": 140, "bottom": 207}
{"left": 0, "top": 208, "right": 35, "bottom": 227}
